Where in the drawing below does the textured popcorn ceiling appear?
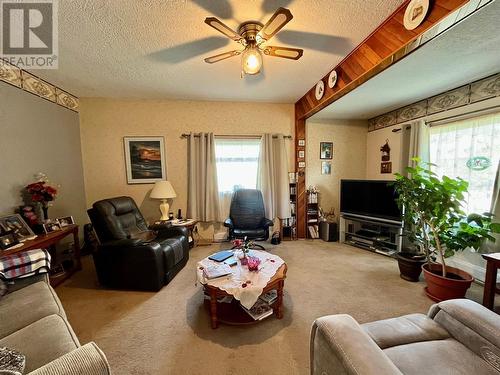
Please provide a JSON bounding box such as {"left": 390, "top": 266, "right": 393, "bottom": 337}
{"left": 33, "top": 0, "right": 405, "bottom": 102}
{"left": 312, "top": 0, "right": 500, "bottom": 120}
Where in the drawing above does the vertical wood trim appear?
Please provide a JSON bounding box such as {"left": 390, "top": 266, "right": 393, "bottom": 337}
{"left": 295, "top": 117, "right": 306, "bottom": 238}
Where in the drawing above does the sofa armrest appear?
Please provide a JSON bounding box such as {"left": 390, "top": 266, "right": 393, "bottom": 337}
{"left": 311, "top": 315, "right": 403, "bottom": 375}
{"left": 155, "top": 226, "right": 189, "bottom": 239}
{"left": 224, "top": 218, "right": 233, "bottom": 228}
{"left": 261, "top": 218, "right": 274, "bottom": 228}
{"left": 27, "top": 343, "right": 110, "bottom": 375}
{"left": 5, "top": 273, "right": 49, "bottom": 294}
{"left": 428, "top": 299, "right": 500, "bottom": 349}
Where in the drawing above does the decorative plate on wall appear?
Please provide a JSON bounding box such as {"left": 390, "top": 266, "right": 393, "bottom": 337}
{"left": 315, "top": 80, "right": 325, "bottom": 100}
{"left": 403, "top": 0, "right": 429, "bottom": 30}
{"left": 327, "top": 70, "right": 337, "bottom": 88}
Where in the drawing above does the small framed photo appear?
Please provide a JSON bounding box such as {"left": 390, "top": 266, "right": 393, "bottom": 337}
{"left": 43, "top": 221, "right": 62, "bottom": 234}
{"left": 320, "top": 142, "right": 333, "bottom": 159}
{"left": 321, "top": 161, "right": 332, "bottom": 175}
{"left": 0, "top": 214, "right": 36, "bottom": 242}
{"left": 381, "top": 162, "right": 392, "bottom": 174}
{"left": 298, "top": 161, "right": 306, "bottom": 168}
{"left": 298, "top": 139, "right": 305, "bottom": 147}
{"left": 124, "top": 136, "right": 167, "bottom": 184}
{"left": 57, "top": 216, "right": 75, "bottom": 227}
{"left": 298, "top": 150, "right": 305, "bottom": 159}
{"left": 0, "top": 231, "right": 20, "bottom": 250}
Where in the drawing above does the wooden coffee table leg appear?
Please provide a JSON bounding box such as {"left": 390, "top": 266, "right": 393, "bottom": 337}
{"left": 209, "top": 289, "right": 218, "bottom": 329}
{"left": 483, "top": 261, "right": 497, "bottom": 310}
{"left": 276, "top": 280, "right": 284, "bottom": 319}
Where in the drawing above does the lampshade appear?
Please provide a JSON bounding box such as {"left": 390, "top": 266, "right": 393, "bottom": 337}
{"left": 150, "top": 180, "right": 177, "bottom": 199}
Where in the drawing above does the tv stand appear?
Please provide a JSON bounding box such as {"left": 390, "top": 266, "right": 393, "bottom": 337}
{"left": 339, "top": 214, "right": 402, "bottom": 257}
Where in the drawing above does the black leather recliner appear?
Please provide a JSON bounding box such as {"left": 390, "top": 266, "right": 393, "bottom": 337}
{"left": 87, "top": 196, "right": 189, "bottom": 291}
{"left": 224, "top": 189, "right": 274, "bottom": 249}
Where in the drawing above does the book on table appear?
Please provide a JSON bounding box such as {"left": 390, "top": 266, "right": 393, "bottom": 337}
{"left": 241, "top": 300, "right": 274, "bottom": 321}
{"left": 203, "top": 263, "right": 233, "bottom": 280}
{"left": 259, "top": 289, "right": 278, "bottom": 305}
{"left": 208, "top": 250, "right": 234, "bottom": 262}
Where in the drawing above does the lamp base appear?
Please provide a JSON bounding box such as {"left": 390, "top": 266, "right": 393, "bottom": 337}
{"left": 159, "top": 200, "right": 170, "bottom": 221}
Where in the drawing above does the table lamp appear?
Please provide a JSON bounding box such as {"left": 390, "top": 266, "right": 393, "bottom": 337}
{"left": 150, "top": 180, "right": 177, "bottom": 221}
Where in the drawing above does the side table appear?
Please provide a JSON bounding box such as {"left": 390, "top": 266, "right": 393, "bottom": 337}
{"left": 0, "top": 224, "right": 81, "bottom": 287}
{"left": 155, "top": 219, "right": 198, "bottom": 248}
{"left": 482, "top": 253, "right": 500, "bottom": 310}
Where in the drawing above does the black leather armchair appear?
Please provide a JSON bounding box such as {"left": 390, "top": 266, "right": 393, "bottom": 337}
{"left": 87, "top": 196, "right": 189, "bottom": 291}
{"left": 224, "top": 189, "right": 274, "bottom": 249}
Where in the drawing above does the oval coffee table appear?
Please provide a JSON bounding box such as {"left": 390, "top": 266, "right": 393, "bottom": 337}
{"left": 203, "top": 263, "right": 287, "bottom": 329}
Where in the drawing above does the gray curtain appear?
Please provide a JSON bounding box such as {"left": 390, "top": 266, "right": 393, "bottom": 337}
{"left": 257, "top": 134, "right": 291, "bottom": 220}
{"left": 187, "top": 133, "right": 220, "bottom": 222}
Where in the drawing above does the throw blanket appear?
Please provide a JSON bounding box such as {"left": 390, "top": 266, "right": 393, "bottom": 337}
{"left": 0, "top": 249, "right": 51, "bottom": 280}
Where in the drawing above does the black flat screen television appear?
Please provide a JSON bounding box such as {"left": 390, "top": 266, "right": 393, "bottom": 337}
{"left": 340, "top": 180, "right": 401, "bottom": 223}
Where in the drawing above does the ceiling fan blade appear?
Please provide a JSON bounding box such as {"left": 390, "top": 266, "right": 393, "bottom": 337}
{"left": 204, "top": 50, "right": 241, "bottom": 64}
{"left": 257, "top": 7, "right": 293, "bottom": 42}
{"left": 262, "top": 46, "right": 303, "bottom": 60}
{"left": 205, "top": 17, "right": 242, "bottom": 42}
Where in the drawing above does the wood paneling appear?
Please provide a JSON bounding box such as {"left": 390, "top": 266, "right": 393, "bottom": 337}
{"left": 293, "top": 0, "right": 469, "bottom": 237}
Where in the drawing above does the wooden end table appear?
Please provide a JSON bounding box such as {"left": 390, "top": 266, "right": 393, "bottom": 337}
{"left": 0, "top": 224, "right": 81, "bottom": 287}
{"left": 482, "top": 253, "right": 500, "bottom": 310}
{"left": 203, "top": 263, "right": 287, "bottom": 329}
{"left": 170, "top": 219, "right": 198, "bottom": 248}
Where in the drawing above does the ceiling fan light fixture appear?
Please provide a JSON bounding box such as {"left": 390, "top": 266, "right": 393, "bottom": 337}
{"left": 241, "top": 45, "right": 262, "bottom": 75}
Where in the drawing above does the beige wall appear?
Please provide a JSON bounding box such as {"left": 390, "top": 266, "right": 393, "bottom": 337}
{"left": 0, "top": 83, "right": 86, "bottom": 229}
{"left": 306, "top": 120, "right": 367, "bottom": 218}
{"left": 79, "top": 98, "right": 294, "bottom": 233}
{"left": 366, "top": 123, "right": 404, "bottom": 180}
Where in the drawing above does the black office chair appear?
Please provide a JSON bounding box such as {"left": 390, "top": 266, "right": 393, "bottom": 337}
{"left": 224, "top": 189, "right": 274, "bottom": 250}
{"left": 87, "top": 196, "right": 189, "bottom": 291}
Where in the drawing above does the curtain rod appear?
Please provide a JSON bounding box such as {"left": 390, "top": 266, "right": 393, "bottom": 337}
{"left": 428, "top": 105, "right": 500, "bottom": 127}
{"left": 181, "top": 133, "right": 293, "bottom": 139}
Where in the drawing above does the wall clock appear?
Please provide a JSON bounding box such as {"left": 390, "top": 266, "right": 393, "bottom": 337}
{"left": 315, "top": 80, "right": 325, "bottom": 100}
{"left": 404, "top": 0, "right": 429, "bottom": 30}
{"left": 328, "top": 70, "right": 337, "bottom": 88}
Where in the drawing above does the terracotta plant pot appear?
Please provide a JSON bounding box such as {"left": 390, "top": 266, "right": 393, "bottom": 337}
{"left": 422, "top": 263, "right": 474, "bottom": 302}
{"left": 396, "top": 253, "right": 426, "bottom": 282}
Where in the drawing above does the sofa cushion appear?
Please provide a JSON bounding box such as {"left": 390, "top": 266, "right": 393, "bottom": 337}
{"left": 384, "top": 338, "right": 499, "bottom": 375}
{"left": 0, "top": 314, "right": 79, "bottom": 373}
{"left": 362, "top": 313, "right": 450, "bottom": 349}
{"left": 0, "top": 281, "right": 66, "bottom": 339}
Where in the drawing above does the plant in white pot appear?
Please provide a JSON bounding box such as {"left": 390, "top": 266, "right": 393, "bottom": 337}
{"left": 393, "top": 160, "right": 500, "bottom": 301}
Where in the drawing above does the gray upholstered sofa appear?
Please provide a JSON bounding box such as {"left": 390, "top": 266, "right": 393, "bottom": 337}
{"left": 311, "top": 299, "right": 500, "bottom": 375}
{"left": 0, "top": 274, "right": 110, "bottom": 374}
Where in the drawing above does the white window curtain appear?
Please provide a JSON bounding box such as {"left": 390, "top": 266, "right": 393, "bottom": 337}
{"left": 257, "top": 134, "right": 291, "bottom": 220}
{"left": 187, "top": 133, "right": 220, "bottom": 222}
{"left": 429, "top": 112, "right": 500, "bottom": 215}
{"left": 214, "top": 138, "right": 261, "bottom": 219}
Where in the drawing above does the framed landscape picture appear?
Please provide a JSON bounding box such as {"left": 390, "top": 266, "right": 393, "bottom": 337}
{"left": 124, "top": 137, "right": 166, "bottom": 184}
{"left": 320, "top": 142, "right": 333, "bottom": 159}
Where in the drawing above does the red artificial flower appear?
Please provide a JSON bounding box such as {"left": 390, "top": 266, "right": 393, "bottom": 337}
{"left": 232, "top": 239, "right": 243, "bottom": 248}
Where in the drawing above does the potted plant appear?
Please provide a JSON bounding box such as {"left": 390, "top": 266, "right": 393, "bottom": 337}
{"left": 393, "top": 160, "right": 500, "bottom": 301}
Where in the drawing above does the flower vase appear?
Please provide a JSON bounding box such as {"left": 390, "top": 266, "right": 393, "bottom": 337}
{"left": 42, "top": 205, "right": 49, "bottom": 222}
{"left": 240, "top": 253, "right": 248, "bottom": 266}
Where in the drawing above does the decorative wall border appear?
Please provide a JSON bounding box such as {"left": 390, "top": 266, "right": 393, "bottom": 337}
{"left": 368, "top": 72, "right": 500, "bottom": 131}
{"left": 0, "top": 60, "right": 79, "bottom": 112}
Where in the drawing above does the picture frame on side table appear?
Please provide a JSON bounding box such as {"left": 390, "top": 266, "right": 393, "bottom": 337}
{"left": 124, "top": 136, "right": 167, "bottom": 184}
{"left": 0, "top": 214, "right": 36, "bottom": 242}
{"left": 320, "top": 142, "right": 333, "bottom": 159}
{"left": 43, "top": 221, "right": 62, "bottom": 234}
{"left": 57, "top": 216, "right": 75, "bottom": 227}
{"left": 0, "top": 231, "right": 20, "bottom": 250}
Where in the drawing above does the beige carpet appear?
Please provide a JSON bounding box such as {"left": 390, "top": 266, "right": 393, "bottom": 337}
{"left": 56, "top": 241, "right": 484, "bottom": 375}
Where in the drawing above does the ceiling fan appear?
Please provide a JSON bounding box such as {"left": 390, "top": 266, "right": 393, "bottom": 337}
{"left": 204, "top": 7, "right": 303, "bottom": 76}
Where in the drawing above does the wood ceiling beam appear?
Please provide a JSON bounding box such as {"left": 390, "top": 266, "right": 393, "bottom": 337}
{"left": 293, "top": 0, "right": 470, "bottom": 238}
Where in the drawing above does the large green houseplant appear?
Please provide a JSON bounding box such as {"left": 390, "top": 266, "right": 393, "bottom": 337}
{"left": 392, "top": 160, "right": 500, "bottom": 300}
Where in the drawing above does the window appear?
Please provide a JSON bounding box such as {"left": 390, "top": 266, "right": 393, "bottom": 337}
{"left": 215, "top": 138, "right": 261, "bottom": 193}
{"left": 429, "top": 112, "right": 500, "bottom": 215}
